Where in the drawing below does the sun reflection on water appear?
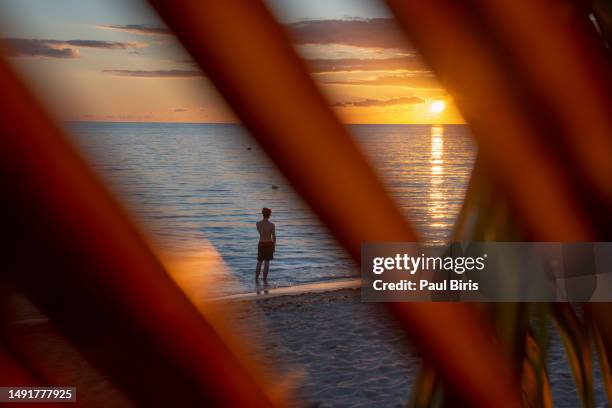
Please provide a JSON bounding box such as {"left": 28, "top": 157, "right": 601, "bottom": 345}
{"left": 429, "top": 126, "right": 446, "bottom": 222}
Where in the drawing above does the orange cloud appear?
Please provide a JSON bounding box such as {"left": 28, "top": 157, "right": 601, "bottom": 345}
{"left": 331, "top": 96, "right": 424, "bottom": 107}
{"left": 287, "top": 18, "right": 410, "bottom": 50}
{"left": 323, "top": 73, "right": 442, "bottom": 90}
{"left": 305, "top": 56, "right": 427, "bottom": 73}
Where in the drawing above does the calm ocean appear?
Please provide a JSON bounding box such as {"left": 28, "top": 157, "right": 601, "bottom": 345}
{"left": 68, "top": 122, "right": 475, "bottom": 296}
{"left": 67, "top": 122, "right": 606, "bottom": 406}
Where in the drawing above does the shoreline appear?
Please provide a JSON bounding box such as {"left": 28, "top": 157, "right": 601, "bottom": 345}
{"left": 5, "top": 281, "right": 594, "bottom": 407}
{"left": 209, "top": 278, "right": 361, "bottom": 303}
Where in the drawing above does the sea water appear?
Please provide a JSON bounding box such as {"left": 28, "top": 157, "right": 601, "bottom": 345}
{"left": 68, "top": 122, "right": 475, "bottom": 296}
{"left": 67, "top": 122, "right": 605, "bottom": 407}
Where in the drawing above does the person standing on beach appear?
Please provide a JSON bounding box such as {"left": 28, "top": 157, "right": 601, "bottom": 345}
{"left": 256, "top": 207, "right": 276, "bottom": 282}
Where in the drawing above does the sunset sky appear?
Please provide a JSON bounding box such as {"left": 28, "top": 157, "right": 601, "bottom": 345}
{"left": 0, "top": 0, "right": 464, "bottom": 124}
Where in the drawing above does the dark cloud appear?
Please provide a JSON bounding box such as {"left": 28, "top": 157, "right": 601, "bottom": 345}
{"left": 103, "top": 18, "right": 409, "bottom": 48}
{"left": 103, "top": 19, "right": 409, "bottom": 49}
{"left": 332, "top": 96, "right": 425, "bottom": 107}
{"left": 101, "top": 24, "right": 172, "bottom": 36}
{"left": 102, "top": 69, "right": 203, "bottom": 78}
{"left": 173, "top": 108, "right": 187, "bottom": 112}
{"left": 324, "top": 73, "right": 441, "bottom": 90}
{"left": 306, "top": 56, "right": 427, "bottom": 73}
{"left": 2, "top": 39, "right": 76, "bottom": 58}
{"left": 287, "top": 18, "right": 410, "bottom": 49}
{"left": 62, "top": 39, "right": 144, "bottom": 49}
{"left": 2, "top": 38, "right": 146, "bottom": 58}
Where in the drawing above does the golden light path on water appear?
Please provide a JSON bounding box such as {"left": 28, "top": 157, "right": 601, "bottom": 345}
{"left": 429, "top": 125, "right": 446, "bottom": 228}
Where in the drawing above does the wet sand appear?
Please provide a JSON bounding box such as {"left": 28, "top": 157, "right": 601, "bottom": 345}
{"left": 211, "top": 278, "right": 361, "bottom": 302}
{"left": 225, "top": 288, "right": 603, "bottom": 408}
{"left": 5, "top": 284, "right": 604, "bottom": 407}
{"left": 229, "top": 289, "right": 418, "bottom": 407}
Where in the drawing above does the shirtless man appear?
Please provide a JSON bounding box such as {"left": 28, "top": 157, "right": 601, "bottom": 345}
{"left": 255, "top": 207, "right": 276, "bottom": 282}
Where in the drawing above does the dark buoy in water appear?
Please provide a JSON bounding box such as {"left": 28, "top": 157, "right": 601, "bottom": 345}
{"left": 247, "top": 147, "right": 252, "bottom": 150}
{"left": 271, "top": 185, "right": 279, "bottom": 190}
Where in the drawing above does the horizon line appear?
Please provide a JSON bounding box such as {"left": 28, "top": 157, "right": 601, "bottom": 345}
{"left": 66, "top": 120, "right": 466, "bottom": 126}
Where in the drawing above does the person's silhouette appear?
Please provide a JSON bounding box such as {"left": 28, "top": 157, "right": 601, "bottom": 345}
{"left": 255, "top": 207, "right": 275, "bottom": 282}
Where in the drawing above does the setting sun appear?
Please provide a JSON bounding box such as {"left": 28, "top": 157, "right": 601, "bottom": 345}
{"left": 430, "top": 100, "right": 446, "bottom": 114}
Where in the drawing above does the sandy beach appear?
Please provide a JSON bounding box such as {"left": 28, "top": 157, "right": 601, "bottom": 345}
{"left": 4, "top": 285, "right": 418, "bottom": 407}
{"left": 228, "top": 288, "right": 417, "bottom": 408}
{"left": 223, "top": 286, "right": 603, "bottom": 408}
{"left": 5, "top": 283, "right": 605, "bottom": 407}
